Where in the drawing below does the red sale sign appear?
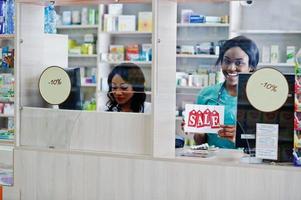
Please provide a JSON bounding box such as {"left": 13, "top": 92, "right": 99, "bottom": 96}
{"left": 184, "top": 104, "right": 224, "bottom": 133}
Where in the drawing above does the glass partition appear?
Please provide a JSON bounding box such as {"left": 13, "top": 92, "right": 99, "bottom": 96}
{"left": 20, "top": 2, "right": 153, "bottom": 114}
{"left": 56, "top": 3, "right": 152, "bottom": 113}
{"left": 16, "top": 1, "right": 154, "bottom": 157}
{"left": 175, "top": 0, "right": 300, "bottom": 162}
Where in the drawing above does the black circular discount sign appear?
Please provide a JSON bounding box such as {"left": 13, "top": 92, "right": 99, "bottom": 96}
{"left": 246, "top": 68, "right": 289, "bottom": 112}
{"left": 39, "top": 66, "right": 71, "bottom": 105}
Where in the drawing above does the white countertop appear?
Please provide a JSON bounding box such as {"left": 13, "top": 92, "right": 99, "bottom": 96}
{"left": 15, "top": 146, "right": 301, "bottom": 172}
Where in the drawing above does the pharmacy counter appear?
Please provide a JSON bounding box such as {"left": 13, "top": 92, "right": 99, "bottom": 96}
{"left": 14, "top": 146, "right": 301, "bottom": 200}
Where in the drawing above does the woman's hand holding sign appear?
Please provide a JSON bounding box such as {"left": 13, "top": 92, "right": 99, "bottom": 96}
{"left": 218, "top": 125, "right": 236, "bottom": 142}
{"left": 182, "top": 104, "right": 236, "bottom": 145}
{"left": 181, "top": 104, "right": 236, "bottom": 144}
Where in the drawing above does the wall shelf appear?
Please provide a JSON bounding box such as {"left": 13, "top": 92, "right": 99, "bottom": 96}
{"left": 0, "top": 98, "right": 14, "bottom": 103}
{"left": 177, "top": 86, "right": 204, "bottom": 90}
{"left": 101, "top": 31, "right": 152, "bottom": 37}
{"left": 81, "top": 83, "right": 97, "bottom": 87}
{"left": 233, "top": 30, "right": 301, "bottom": 34}
{"left": 100, "top": 90, "right": 152, "bottom": 95}
{"left": 177, "top": 23, "right": 229, "bottom": 27}
{"left": 0, "top": 34, "right": 15, "bottom": 39}
{"left": 258, "top": 63, "right": 294, "bottom": 67}
{"left": 177, "top": 54, "right": 218, "bottom": 59}
{"left": 0, "top": 139, "right": 14, "bottom": 145}
{"left": 68, "top": 54, "right": 98, "bottom": 58}
{"left": 0, "top": 114, "right": 14, "bottom": 118}
{"left": 103, "top": 60, "right": 152, "bottom": 66}
{"left": 57, "top": 25, "right": 98, "bottom": 29}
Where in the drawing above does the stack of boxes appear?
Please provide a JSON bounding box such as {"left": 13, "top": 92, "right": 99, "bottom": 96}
{"left": 101, "top": 4, "right": 152, "bottom": 63}
{"left": 103, "top": 4, "right": 152, "bottom": 32}
{"left": 294, "top": 49, "right": 301, "bottom": 163}
{"left": 0, "top": 73, "right": 14, "bottom": 141}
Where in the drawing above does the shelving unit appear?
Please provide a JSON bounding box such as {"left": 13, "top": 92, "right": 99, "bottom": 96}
{"left": 175, "top": 2, "right": 230, "bottom": 136}
{"left": 0, "top": 30, "right": 15, "bottom": 189}
{"left": 56, "top": 3, "right": 153, "bottom": 111}
{"left": 96, "top": 3, "right": 153, "bottom": 110}
{"left": 55, "top": 4, "right": 100, "bottom": 110}
{"left": 229, "top": 0, "right": 301, "bottom": 74}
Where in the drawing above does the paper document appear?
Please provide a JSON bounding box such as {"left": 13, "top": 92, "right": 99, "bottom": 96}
{"left": 255, "top": 123, "right": 278, "bottom": 160}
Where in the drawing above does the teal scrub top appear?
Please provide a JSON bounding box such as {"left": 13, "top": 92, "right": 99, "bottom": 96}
{"left": 195, "top": 82, "right": 237, "bottom": 149}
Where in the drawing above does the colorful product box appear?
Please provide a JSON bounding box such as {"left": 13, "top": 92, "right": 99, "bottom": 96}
{"left": 189, "top": 15, "right": 205, "bottom": 23}
{"left": 294, "top": 131, "right": 301, "bottom": 148}
{"left": 286, "top": 46, "right": 296, "bottom": 64}
{"left": 296, "top": 94, "right": 301, "bottom": 111}
{"left": 138, "top": 12, "right": 152, "bottom": 32}
{"left": 295, "top": 112, "right": 301, "bottom": 130}
{"left": 109, "top": 45, "right": 125, "bottom": 61}
{"left": 141, "top": 43, "right": 152, "bottom": 61}
{"left": 126, "top": 44, "right": 140, "bottom": 61}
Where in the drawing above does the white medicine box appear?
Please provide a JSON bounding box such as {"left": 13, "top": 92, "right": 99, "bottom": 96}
{"left": 270, "top": 45, "right": 279, "bottom": 64}
{"left": 118, "top": 15, "right": 136, "bottom": 32}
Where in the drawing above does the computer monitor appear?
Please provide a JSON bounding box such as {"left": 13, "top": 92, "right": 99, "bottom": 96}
{"left": 235, "top": 73, "right": 294, "bottom": 162}
{"left": 59, "top": 68, "right": 82, "bottom": 110}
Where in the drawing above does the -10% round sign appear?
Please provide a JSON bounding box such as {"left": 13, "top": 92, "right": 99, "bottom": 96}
{"left": 246, "top": 68, "right": 289, "bottom": 112}
{"left": 39, "top": 66, "right": 71, "bottom": 105}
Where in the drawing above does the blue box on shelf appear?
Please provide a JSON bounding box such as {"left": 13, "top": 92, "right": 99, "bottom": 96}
{"left": 189, "top": 15, "right": 205, "bottom": 23}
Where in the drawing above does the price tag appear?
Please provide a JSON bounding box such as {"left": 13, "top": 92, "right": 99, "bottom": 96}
{"left": 39, "top": 66, "right": 71, "bottom": 105}
{"left": 246, "top": 68, "right": 289, "bottom": 112}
